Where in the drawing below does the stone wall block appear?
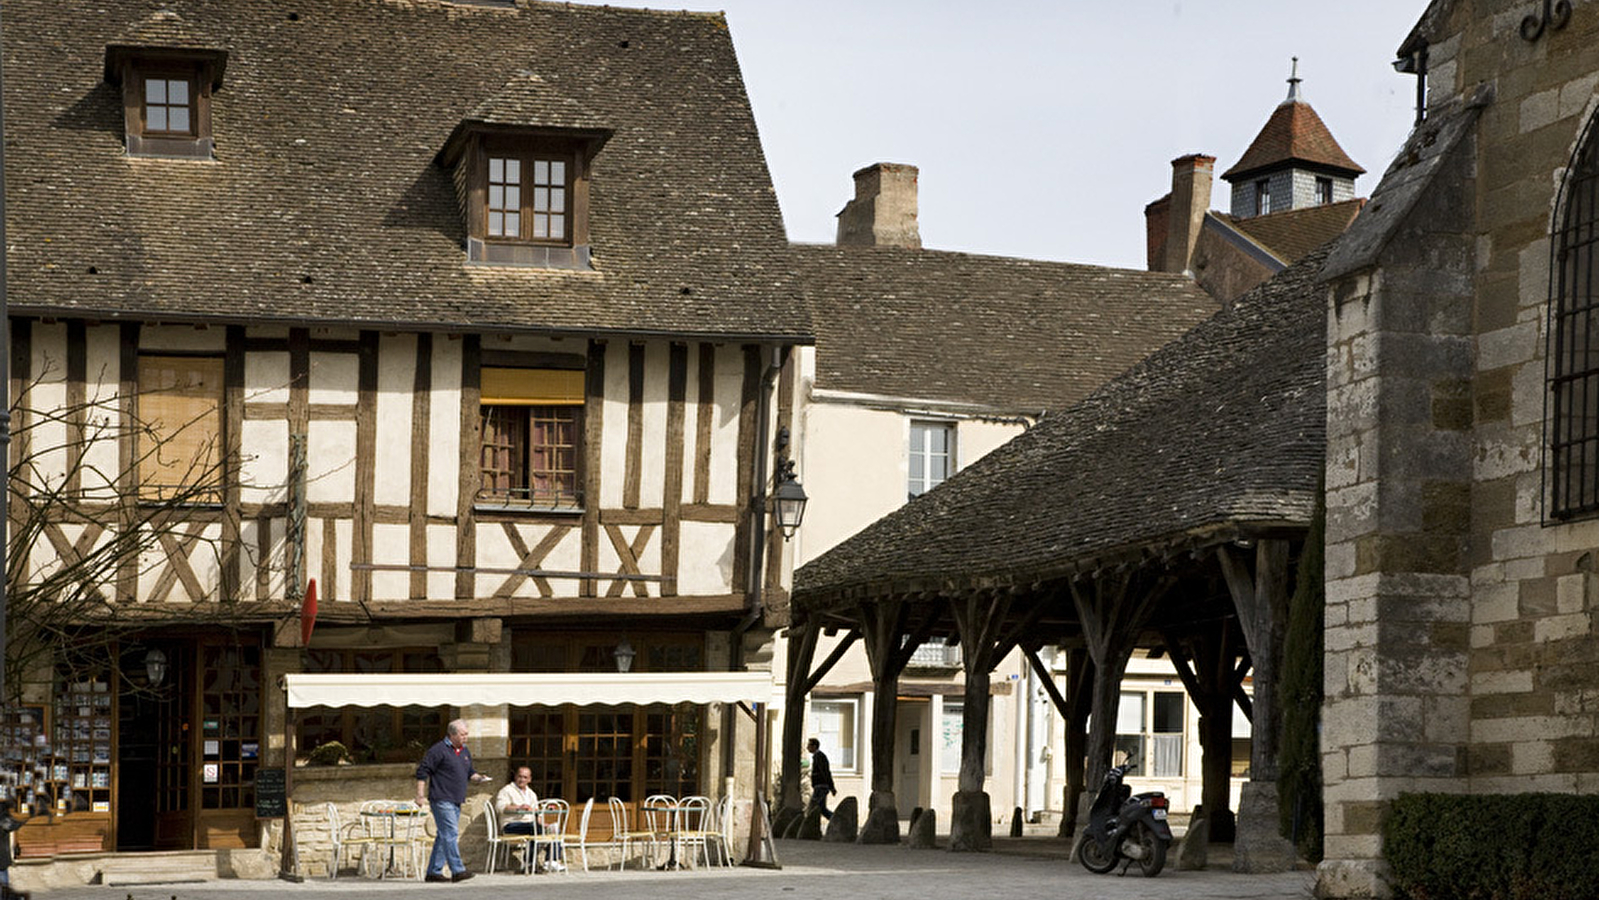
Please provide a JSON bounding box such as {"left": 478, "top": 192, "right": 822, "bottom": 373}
{"left": 1519, "top": 86, "right": 1560, "bottom": 134}
{"left": 1475, "top": 714, "right": 1589, "bottom": 744}
{"left": 1556, "top": 573, "right": 1592, "bottom": 613}
{"left": 1474, "top": 426, "right": 1539, "bottom": 480}
{"left": 1326, "top": 541, "right": 1358, "bottom": 581}
{"left": 1470, "top": 668, "right": 1534, "bottom": 694}
{"left": 1327, "top": 574, "right": 1383, "bottom": 606}
{"left": 1559, "top": 74, "right": 1599, "bottom": 118}
{"left": 1471, "top": 690, "right": 1553, "bottom": 720}
{"left": 1478, "top": 318, "right": 1539, "bottom": 371}
{"left": 1508, "top": 360, "right": 1546, "bottom": 428}
{"left": 1534, "top": 612, "right": 1591, "bottom": 642}
{"left": 1518, "top": 576, "right": 1558, "bottom": 616}
{"left": 1511, "top": 739, "right": 1555, "bottom": 774}
{"left": 1322, "top": 692, "right": 1381, "bottom": 745}
{"left": 1324, "top": 622, "right": 1376, "bottom": 654}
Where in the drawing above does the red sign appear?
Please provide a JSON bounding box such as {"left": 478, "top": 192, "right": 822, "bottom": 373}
{"left": 300, "top": 579, "right": 318, "bottom": 645}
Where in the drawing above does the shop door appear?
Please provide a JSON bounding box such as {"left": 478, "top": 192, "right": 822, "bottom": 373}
{"left": 152, "top": 642, "right": 195, "bottom": 850}
{"left": 194, "top": 642, "right": 262, "bottom": 848}
{"left": 116, "top": 641, "right": 186, "bottom": 850}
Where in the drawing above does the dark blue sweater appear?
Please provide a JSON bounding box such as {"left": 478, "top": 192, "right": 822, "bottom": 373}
{"left": 415, "top": 738, "right": 478, "bottom": 805}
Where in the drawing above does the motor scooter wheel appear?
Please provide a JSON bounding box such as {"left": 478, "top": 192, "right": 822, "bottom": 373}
{"left": 1133, "top": 824, "right": 1166, "bottom": 877}
{"left": 1076, "top": 834, "right": 1119, "bottom": 874}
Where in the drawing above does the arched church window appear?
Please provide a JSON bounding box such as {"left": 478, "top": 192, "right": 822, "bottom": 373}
{"left": 1548, "top": 113, "right": 1599, "bottom": 519}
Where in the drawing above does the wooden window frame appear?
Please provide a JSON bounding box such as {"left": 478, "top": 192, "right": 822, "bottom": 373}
{"left": 907, "top": 420, "right": 954, "bottom": 500}
{"left": 478, "top": 366, "right": 586, "bottom": 511}
{"left": 461, "top": 131, "right": 594, "bottom": 268}
{"left": 115, "top": 54, "right": 218, "bottom": 159}
{"left": 1547, "top": 111, "right": 1599, "bottom": 520}
{"left": 484, "top": 153, "right": 575, "bottom": 246}
{"left": 1254, "top": 179, "right": 1271, "bottom": 216}
{"left": 1315, "top": 176, "right": 1334, "bottom": 205}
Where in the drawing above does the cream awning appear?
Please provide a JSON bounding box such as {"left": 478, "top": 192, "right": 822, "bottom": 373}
{"left": 281, "top": 672, "right": 775, "bottom": 709}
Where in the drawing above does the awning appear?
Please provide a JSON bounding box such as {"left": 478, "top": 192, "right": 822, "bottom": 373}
{"left": 281, "top": 672, "right": 776, "bottom": 709}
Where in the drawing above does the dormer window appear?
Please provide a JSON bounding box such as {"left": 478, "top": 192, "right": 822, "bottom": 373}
{"left": 105, "top": 45, "right": 227, "bottom": 159}
{"left": 143, "top": 73, "right": 195, "bottom": 135}
{"left": 487, "top": 155, "right": 570, "bottom": 242}
{"left": 439, "top": 120, "right": 610, "bottom": 270}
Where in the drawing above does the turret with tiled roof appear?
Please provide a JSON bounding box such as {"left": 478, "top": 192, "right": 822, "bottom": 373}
{"left": 1222, "top": 59, "right": 1365, "bottom": 219}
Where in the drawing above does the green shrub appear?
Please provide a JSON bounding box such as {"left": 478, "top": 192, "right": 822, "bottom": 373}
{"left": 1278, "top": 491, "right": 1324, "bottom": 861}
{"left": 306, "top": 740, "right": 351, "bottom": 766}
{"left": 1384, "top": 792, "right": 1599, "bottom": 900}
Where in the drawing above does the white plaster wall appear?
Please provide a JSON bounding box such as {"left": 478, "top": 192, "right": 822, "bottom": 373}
{"left": 599, "top": 342, "right": 630, "bottom": 509}
{"left": 369, "top": 522, "right": 411, "bottom": 600}
{"left": 28, "top": 323, "right": 68, "bottom": 496}
{"left": 305, "top": 419, "right": 356, "bottom": 503}
{"left": 307, "top": 351, "right": 358, "bottom": 406}
{"left": 677, "top": 521, "right": 735, "bottom": 595}
{"left": 640, "top": 342, "right": 669, "bottom": 509}
{"left": 247, "top": 351, "right": 291, "bottom": 405}
{"left": 78, "top": 325, "right": 123, "bottom": 501}
{"left": 426, "top": 523, "right": 457, "bottom": 599}
{"left": 427, "top": 339, "right": 463, "bottom": 518}
{"left": 374, "top": 334, "right": 417, "bottom": 508}
{"left": 240, "top": 419, "right": 289, "bottom": 506}
{"left": 708, "top": 345, "right": 743, "bottom": 506}
{"left": 680, "top": 347, "right": 702, "bottom": 505}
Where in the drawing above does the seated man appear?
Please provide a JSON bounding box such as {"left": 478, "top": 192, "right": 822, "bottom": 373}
{"left": 494, "top": 767, "right": 565, "bottom": 873}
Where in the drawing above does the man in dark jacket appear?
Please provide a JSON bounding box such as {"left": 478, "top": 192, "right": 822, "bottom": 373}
{"left": 807, "top": 737, "right": 835, "bottom": 821}
{"left": 415, "top": 719, "right": 490, "bottom": 882}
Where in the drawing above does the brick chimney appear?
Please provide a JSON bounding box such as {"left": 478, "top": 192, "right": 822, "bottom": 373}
{"left": 836, "top": 162, "right": 922, "bottom": 248}
{"left": 1144, "top": 194, "right": 1171, "bottom": 271}
{"left": 1160, "top": 154, "right": 1214, "bottom": 275}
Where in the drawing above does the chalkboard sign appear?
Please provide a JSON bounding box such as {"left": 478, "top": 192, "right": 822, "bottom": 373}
{"left": 255, "top": 767, "right": 287, "bottom": 819}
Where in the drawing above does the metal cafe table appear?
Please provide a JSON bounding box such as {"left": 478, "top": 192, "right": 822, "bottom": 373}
{"left": 358, "top": 801, "right": 429, "bottom": 879}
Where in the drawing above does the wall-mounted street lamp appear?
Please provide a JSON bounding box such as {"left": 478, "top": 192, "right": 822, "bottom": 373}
{"left": 773, "top": 458, "right": 808, "bottom": 541}
{"left": 771, "top": 426, "right": 808, "bottom": 541}
{"left": 613, "top": 638, "right": 636, "bottom": 673}
{"left": 143, "top": 648, "right": 169, "bottom": 687}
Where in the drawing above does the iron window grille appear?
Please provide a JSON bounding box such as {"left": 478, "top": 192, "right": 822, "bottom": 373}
{"left": 1546, "top": 111, "right": 1599, "bottom": 520}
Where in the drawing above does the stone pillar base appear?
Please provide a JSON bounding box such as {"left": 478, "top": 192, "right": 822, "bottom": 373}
{"left": 948, "top": 790, "right": 992, "bottom": 852}
{"left": 858, "top": 791, "right": 900, "bottom": 844}
{"left": 1315, "top": 859, "right": 1393, "bottom": 899}
{"left": 1232, "top": 781, "right": 1298, "bottom": 873}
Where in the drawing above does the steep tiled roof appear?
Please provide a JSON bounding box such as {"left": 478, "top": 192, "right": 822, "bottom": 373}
{"left": 795, "top": 245, "right": 1217, "bottom": 415}
{"left": 793, "top": 246, "right": 1330, "bottom": 606}
{"left": 6, "top": 0, "right": 809, "bottom": 340}
{"left": 1222, "top": 101, "right": 1365, "bottom": 181}
{"left": 1222, "top": 198, "right": 1365, "bottom": 265}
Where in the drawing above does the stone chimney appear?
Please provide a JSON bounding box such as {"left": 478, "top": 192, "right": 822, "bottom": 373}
{"left": 1161, "top": 154, "right": 1214, "bottom": 275}
{"left": 836, "top": 162, "right": 921, "bottom": 248}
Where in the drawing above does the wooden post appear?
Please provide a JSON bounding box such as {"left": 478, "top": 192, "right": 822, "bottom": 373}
{"left": 279, "top": 699, "right": 301, "bottom": 881}
{"left": 1069, "top": 573, "right": 1165, "bottom": 789}
{"left": 1161, "top": 616, "right": 1248, "bottom": 843}
{"left": 855, "top": 599, "right": 935, "bottom": 844}
{"left": 1217, "top": 541, "right": 1290, "bottom": 781}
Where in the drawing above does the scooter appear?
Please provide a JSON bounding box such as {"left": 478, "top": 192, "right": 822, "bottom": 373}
{"left": 1076, "top": 757, "right": 1172, "bottom": 877}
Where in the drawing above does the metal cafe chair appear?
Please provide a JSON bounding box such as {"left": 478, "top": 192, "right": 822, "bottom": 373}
{"left": 526, "top": 798, "right": 570, "bottom": 874}
{"left": 483, "top": 800, "right": 533, "bottom": 874}
{"left": 608, "top": 796, "right": 659, "bottom": 870}
{"left": 642, "top": 794, "right": 679, "bottom": 869}
{"left": 575, "top": 797, "right": 623, "bottom": 872}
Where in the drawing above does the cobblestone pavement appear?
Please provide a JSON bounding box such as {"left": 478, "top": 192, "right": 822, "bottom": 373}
{"left": 33, "top": 840, "right": 1315, "bottom": 900}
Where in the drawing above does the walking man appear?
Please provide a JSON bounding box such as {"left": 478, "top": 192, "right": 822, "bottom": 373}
{"left": 806, "top": 737, "right": 835, "bottom": 820}
{"left": 416, "top": 719, "right": 490, "bottom": 882}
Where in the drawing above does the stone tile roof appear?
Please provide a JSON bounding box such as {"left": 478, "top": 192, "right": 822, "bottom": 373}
{"left": 793, "top": 246, "right": 1331, "bottom": 607}
{"left": 1223, "top": 101, "right": 1365, "bottom": 182}
{"left": 6, "top": 0, "right": 809, "bottom": 341}
{"left": 794, "top": 245, "right": 1218, "bottom": 415}
{"left": 1223, "top": 198, "right": 1365, "bottom": 265}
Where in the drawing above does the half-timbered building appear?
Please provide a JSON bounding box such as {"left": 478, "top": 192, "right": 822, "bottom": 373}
{"left": 2, "top": 0, "right": 806, "bottom": 870}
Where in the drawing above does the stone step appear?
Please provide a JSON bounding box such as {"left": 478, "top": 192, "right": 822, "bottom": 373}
{"left": 97, "top": 851, "right": 217, "bottom": 886}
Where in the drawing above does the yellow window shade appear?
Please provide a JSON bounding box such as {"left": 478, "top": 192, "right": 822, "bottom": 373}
{"left": 481, "top": 367, "right": 584, "bottom": 405}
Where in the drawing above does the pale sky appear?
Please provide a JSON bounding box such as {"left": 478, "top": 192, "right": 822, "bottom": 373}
{"left": 593, "top": 1, "right": 1430, "bottom": 270}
